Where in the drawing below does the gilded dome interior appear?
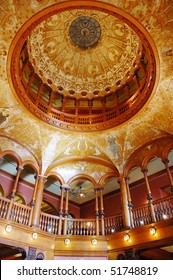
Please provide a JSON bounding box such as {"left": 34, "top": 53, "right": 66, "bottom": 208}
{"left": 27, "top": 10, "right": 141, "bottom": 99}
{"left": 10, "top": 4, "right": 157, "bottom": 131}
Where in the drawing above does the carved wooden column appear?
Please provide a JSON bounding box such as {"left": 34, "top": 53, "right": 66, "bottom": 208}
{"left": 63, "top": 184, "right": 71, "bottom": 235}
{"left": 162, "top": 159, "right": 173, "bottom": 192}
{"left": 29, "top": 175, "right": 39, "bottom": 226}
{"left": 125, "top": 177, "right": 134, "bottom": 228}
{"left": 31, "top": 175, "right": 47, "bottom": 227}
{"left": 7, "top": 165, "right": 23, "bottom": 220}
{"left": 10, "top": 166, "right": 23, "bottom": 198}
{"left": 142, "top": 169, "right": 156, "bottom": 222}
{"left": 94, "top": 188, "right": 100, "bottom": 236}
{"left": 58, "top": 185, "right": 65, "bottom": 235}
{"left": 118, "top": 177, "right": 131, "bottom": 229}
{"left": 99, "top": 187, "right": 105, "bottom": 235}
{"left": 30, "top": 175, "right": 39, "bottom": 206}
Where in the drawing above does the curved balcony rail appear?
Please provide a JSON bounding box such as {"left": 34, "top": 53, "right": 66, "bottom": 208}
{"left": 104, "top": 213, "right": 124, "bottom": 235}
{"left": 153, "top": 196, "right": 173, "bottom": 222}
{"left": 66, "top": 218, "right": 96, "bottom": 236}
{"left": 132, "top": 204, "right": 152, "bottom": 227}
{"left": 0, "top": 195, "right": 173, "bottom": 235}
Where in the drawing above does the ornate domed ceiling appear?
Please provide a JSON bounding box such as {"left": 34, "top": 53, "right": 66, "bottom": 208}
{"left": 27, "top": 10, "right": 141, "bottom": 99}
{"left": 9, "top": 1, "right": 157, "bottom": 131}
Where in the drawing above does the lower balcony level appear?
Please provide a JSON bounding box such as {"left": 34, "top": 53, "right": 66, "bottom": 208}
{"left": 0, "top": 195, "right": 173, "bottom": 260}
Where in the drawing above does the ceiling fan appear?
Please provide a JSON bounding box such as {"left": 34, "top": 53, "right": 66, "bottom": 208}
{"left": 70, "top": 181, "right": 94, "bottom": 199}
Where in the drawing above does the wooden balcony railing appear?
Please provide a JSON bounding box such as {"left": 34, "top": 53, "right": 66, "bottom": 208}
{"left": 104, "top": 214, "right": 124, "bottom": 235}
{"left": 132, "top": 204, "right": 152, "bottom": 227}
{"left": 153, "top": 195, "right": 173, "bottom": 222}
{"left": 9, "top": 201, "right": 32, "bottom": 226}
{"left": 66, "top": 218, "right": 96, "bottom": 236}
{"left": 0, "top": 197, "right": 10, "bottom": 219}
{"left": 0, "top": 195, "right": 173, "bottom": 236}
{"left": 39, "top": 212, "right": 62, "bottom": 235}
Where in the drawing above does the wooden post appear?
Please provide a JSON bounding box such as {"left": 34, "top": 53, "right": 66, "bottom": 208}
{"left": 118, "top": 176, "right": 131, "bottom": 229}
{"left": 31, "top": 175, "right": 47, "bottom": 227}
{"left": 142, "top": 169, "right": 156, "bottom": 222}
{"left": 162, "top": 159, "right": 173, "bottom": 192}
{"left": 63, "top": 184, "right": 71, "bottom": 235}
{"left": 58, "top": 186, "right": 65, "bottom": 235}
{"left": 95, "top": 188, "right": 100, "bottom": 236}
{"left": 100, "top": 187, "right": 105, "bottom": 235}
{"left": 10, "top": 166, "right": 23, "bottom": 198}
{"left": 125, "top": 177, "right": 134, "bottom": 228}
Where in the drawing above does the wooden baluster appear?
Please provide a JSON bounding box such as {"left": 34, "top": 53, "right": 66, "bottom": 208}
{"left": 104, "top": 218, "right": 107, "bottom": 235}
{"left": 43, "top": 216, "right": 46, "bottom": 231}
{"left": 78, "top": 220, "right": 80, "bottom": 235}
{"left": 73, "top": 220, "right": 76, "bottom": 235}
{"left": 18, "top": 206, "right": 22, "bottom": 223}
{"left": 25, "top": 209, "right": 29, "bottom": 225}
{"left": 20, "top": 207, "right": 23, "bottom": 224}
{"left": 54, "top": 218, "right": 57, "bottom": 235}
{"left": 41, "top": 215, "right": 44, "bottom": 231}
{"left": 23, "top": 208, "right": 26, "bottom": 225}
{"left": 0, "top": 200, "right": 2, "bottom": 218}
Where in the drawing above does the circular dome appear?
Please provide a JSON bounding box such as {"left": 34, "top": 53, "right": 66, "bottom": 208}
{"left": 8, "top": 1, "right": 158, "bottom": 132}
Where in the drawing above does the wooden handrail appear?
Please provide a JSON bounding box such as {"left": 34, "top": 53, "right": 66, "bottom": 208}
{"left": 0, "top": 195, "right": 173, "bottom": 235}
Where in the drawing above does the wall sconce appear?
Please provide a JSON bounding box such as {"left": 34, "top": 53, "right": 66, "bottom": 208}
{"left": 124, "top": 233, "right": 130, "bottom": 241}
{"left": 91, "top": 238, "right": 98, "bottom": 245}
{"left": 32, "top": 232, "right": 38, "bottom": 240}
{"left": 64, "top": 238, "right": 71, "bottom": 245}
{"left": 5, "top": 224, "right": 12, "bottom": 233}
{"left": 149, "top": 226, "right": 156, "bottom": 235}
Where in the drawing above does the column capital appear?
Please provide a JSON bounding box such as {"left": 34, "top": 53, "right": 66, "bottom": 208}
{"left": 147, "top": 193, "right": 153, "bottom": 201}
{"left": 141, "top": 169, "right": 148, "bottom": 174}
{"left": 30, "top": 200, "right": 35, "bottom": 207}
{"left": 16, "top": 166, "right": 23, "bottom": 172}
{"left": 37, "top": 175, "right": 47, "bottom": 183}
{"left": 117, "top": 176, "right": 126, "bottom": 184}
{"left": 9, "top": 192, "right": 15, "bottom": 199}
{"left": 61, "top": 183, "right": 71, "bottom": 191}
{"left": 128, "top": 201, "right": 133, "bottom": 208}
{"left": 162, "top": 158, "right": 169, "bottom": 165}
{"left": 125, "top": 177, "right": 130, "bottom": 182}
{"left": 94, "top": 186, "right": 101, "bottom": 192}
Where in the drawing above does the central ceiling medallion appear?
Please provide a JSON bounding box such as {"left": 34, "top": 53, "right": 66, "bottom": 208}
{"left": 69, "top": 16, "right": 101, "bottom": 49}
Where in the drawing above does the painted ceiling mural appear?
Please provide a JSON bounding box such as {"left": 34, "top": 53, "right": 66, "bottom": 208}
{"left": 0, "top": 0, "right": 173, "bottom": 180}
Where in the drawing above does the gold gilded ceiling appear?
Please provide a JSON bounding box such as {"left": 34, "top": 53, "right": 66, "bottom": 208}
{"left": 28, "top": 9, "right": 141, "bottom": 99}
{"left": 0, "top": 0, "right": 173, "bottom": 184}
